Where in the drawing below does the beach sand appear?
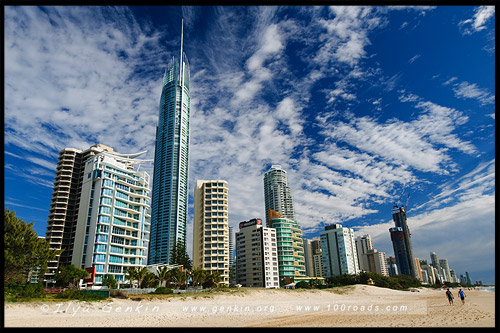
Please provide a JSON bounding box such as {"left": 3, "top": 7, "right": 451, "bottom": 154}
{"left": 4, "top": 285, "right": 495, "bottom": 327}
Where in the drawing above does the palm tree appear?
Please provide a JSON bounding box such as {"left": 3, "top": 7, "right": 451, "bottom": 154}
{"left": 156, "top": 266, "right": 172, "bottom": 288}
{"left": 170, "top": 267, "right": 186, "bottom": 289}
{"left": 126, "top": 267, "right": 139, "bottom": 288}
{"left": 141, "top": 272, "right": 158, "bottom": 288}
{"left": 136, "top": 267, "right": 150, "bottom": 288}
{"left": 191, "top": 268, "right": 206, "bottom": 287}
{"left": 203, "top": 270, "right": 222, "bottom": 288}
{"left": 126, "top": 267, "right": 150, "bottom": 288}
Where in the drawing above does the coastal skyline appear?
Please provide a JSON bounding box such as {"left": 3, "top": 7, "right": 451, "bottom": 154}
{"left": 4, "top": 6, "right": 495, "bottom": 284}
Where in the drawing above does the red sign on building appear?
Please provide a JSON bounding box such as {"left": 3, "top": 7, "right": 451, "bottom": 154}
{"left": 83, "top": 266, "right": 95, "bottom": 285}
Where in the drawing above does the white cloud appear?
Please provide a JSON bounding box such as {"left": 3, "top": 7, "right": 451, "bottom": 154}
{"left": 408, "top": 54, "right": 421, "bottom": 64}
{"left": 4, "top": 6, "right": 164, "bottom": 170}
{"left": 459, "top": 6, "right": 495, "bottom": 34}
{"left": 316, "top": 6, "right": 382, "bottom": 68}
{"left": 452, "top": 81, "right": 495, "bottom": 106}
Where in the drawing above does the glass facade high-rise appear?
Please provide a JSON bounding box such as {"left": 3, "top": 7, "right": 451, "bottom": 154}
{"left": 263, "top": 165, "right": 295, "bottom": 227}
{"left": 149, "top": 23, "right": 191, "bottom": 265}
{"left": 71, "top": 149, "right": 151, "bottom": 285}
{"left": 389, "top": 205, "right": 419, "bottom": 279}
{"left": 45, "top": 144, "right": 115, "bottom": 283}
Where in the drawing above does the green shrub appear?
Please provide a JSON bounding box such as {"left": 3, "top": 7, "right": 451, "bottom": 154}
{"left": 56, "top": 289, "right": 107, "bottom": 301}
{"left": 20, "top": 283, "right": 44, "bottom": 298}
{"left": 4, "top": 282, "right": 45, "bottom": 299}
{"left": 153, "top": 287, "right": 173, "bottom": 294}
{"left": 295, "top": 281, "right": 311, "bottom": 289}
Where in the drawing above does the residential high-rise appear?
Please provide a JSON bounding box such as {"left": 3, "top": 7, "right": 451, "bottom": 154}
{"left": 263, "top": 165, "right": 305, "bottom": 284}
{"left": 450, "top": 269, "right": 459, "bottom": 283}
{"left": 389, "top": 205, "right": 418, "bottom": 279}
{"left": 414, "top": 258, "right": 423, "bottom": 281}
{"left": 366, "top": 250, "right": 389, "bottom": 277}
{"left": 303, "top": 238, "right": 321, "bottom": 277}
{"left": 149, "top": 21, "right": 191, "bottom": 265}
{"left": 263, "top": 165, "right": 295, "bottom": 226}
{"left": 272, "top": 216, "right": 306, "bottom": 283}
{"left": 439, "top": 259, "right": 452, "bottom": 282}
{"left": 45, "top": 144, "right": 116, "bottom": 283}
{"left": 312, "top": 248, "right": 324, "bottom": 277}
{"left": 192, "top": 180, "right": 229, "bottom": 285}
{"left": 235, "top": 218, "right": 279, "bottom": 288}
{"left": 355, "top": 234, "right": 388, "bottom": 276}
{"left": 303, "top": 239, "right": 314, "bottom": 276}
{"left": 421, "top": 264, "right": 436, "bottom": 285}
{"left": 465, "top": 271, "right": 472, "bottom": 285}
{"left": 355, "top": 234, "right": 374, "bottom": 272}
{"left": 71, "top": 148, "right": 151, "bottom": 285}
{"left": 320, "top": 224, "right": 359, "bottom": 277}
{"left": 430, "top": 252, "right": 439, "bottom": 270}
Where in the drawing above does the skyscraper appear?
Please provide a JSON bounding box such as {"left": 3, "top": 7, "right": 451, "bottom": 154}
{"left": 192, "top": 180, "right": 229, "bottom": 285}
{"left": 45, "top": 144, "right": 115, "bottom": 283}
{"left": 355, "top": 234, "right": 374, "bottom": 271}
{"left": 320, "top": 224, "right": 359, "bottom": 277}
{"left": 430, "top": 252, "right": 439, "bottom": 270}
{"left": 71, "top": 148, "right": 151, "bottom": 285}
{"left": 263, "top": 165, "right": 295, "bottom": 226}
{"left": 389, "top": 205, "right": 418, "bottom": 279}
{"left": 272, "top": 216, "right": 306, "bottom": 282}
{"left": 263, "top": 165, "right": 306, "bottom": 284}
{"left": 149, "top": 21, "right": 191, "bottom": 265}
{"left": 439, "top": 259, "right": 452, "bottom": 282}
{"left": 235, "top": 218, "right": 279, "bottom": 288}
{"left": 303, "top": 237, "right": 321, "bottom": 277}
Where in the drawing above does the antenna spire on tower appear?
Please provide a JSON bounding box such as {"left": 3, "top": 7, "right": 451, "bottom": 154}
{"left": 179, "top": 19, "right": 184, "bottom": 84}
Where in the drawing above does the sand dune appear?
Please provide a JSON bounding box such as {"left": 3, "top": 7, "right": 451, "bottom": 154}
{"left": 4, "top": 285, "right": 495, "bottom": 327}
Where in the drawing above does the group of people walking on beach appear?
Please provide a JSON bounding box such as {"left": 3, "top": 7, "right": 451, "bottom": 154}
{"left": 445, "top": 288, "right": 466, "bottom": 305}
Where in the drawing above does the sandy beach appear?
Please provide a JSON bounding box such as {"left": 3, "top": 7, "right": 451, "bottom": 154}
{"left": 4, "top": 285, "right": 495, "bottom": 327}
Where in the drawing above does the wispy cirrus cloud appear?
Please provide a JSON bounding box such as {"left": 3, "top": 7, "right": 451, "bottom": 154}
{"left": 442, "top": 77, "right": 495, "bottom": 106}
{"left": 453, "top": 81, "right": 495, "bottom": 106}
{"left": 459, "top": 6, "right": 495, "bottom": 35}
{"left": 5, "top": 6, "right": 165, "bottom": 167}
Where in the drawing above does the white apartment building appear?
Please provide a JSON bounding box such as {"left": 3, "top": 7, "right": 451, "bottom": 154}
{"left": 312, "top": 249, "right": 324, "bottom": 277}
{"left": 320, "top": 224, "right": 359, "bottom": 277}
{"left": 235, "top": 218, "right": 279, "bottom": 288}
{"left": 71, "top": 149, "right": 151, "bottom": 285}
{"left": 192, "top": 180, "right": 230, "bottom": 285}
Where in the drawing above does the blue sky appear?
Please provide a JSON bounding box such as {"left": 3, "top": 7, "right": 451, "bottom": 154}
{"left": 4, "top": 6, "right": 495, "bottom": 284}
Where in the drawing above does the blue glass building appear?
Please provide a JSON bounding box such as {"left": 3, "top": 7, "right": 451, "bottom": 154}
{"left": 389, "top": 205, "right": 419, "bottom": 279}
{"left": 148, "top": 24, "right": 190, "bottom": 264}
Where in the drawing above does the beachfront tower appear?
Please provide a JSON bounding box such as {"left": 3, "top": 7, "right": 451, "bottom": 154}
{"left": 192, "top": 180, "right": 230, "bottom": 285}
{"left": 320, "top": 224, "right": 359, "bottom": 277}
{"left": 149, "top": 21, "right": 191, "bottom": 265}
{"left": 71, "top": 148, "right": 151, "bottom": 285}
{"left": 235, "top": 218, "right": 279, "bottom": 288}
{"left": 263, "top": 165, "right": 295, "bottom": 227}
{"left": 389, "top": 205, "right": 419, "bottom": 279}
{"left": 45, "top": 144, "right": 116, "bottom": 284}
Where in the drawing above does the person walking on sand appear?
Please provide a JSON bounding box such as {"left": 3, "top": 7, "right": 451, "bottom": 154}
{"left": 458, "top": 289, "right": 466, "bottom": 305}
{"left": 445, "top": 288, "right": 454, "bottom": 305}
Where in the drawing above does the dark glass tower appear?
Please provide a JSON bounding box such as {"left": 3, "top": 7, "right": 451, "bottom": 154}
{"left": 389, "top": 205, "right": 418, "bottom": 279}
{"left": 149, "top": 22, "right": 190, "bottom": 264}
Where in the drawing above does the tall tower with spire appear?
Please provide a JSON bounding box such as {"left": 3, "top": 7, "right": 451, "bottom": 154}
{"left": 149, "top": 20, "right": 191, "bottom": 265}
{"left": 389, "top": 204, "right": 419, "bottom": 279}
